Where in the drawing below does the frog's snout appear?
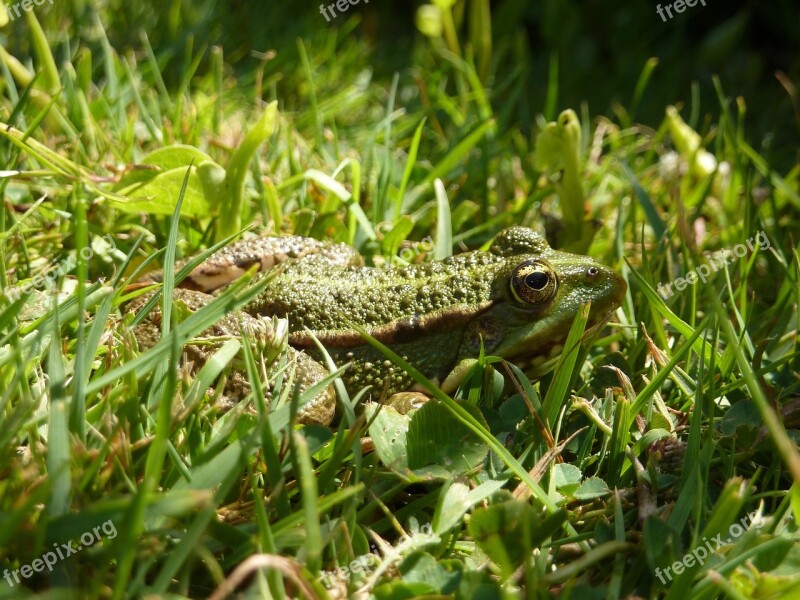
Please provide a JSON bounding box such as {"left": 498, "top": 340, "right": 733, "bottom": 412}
{"left": 610, "top": 270, "right": 627, "bottom": 306}
{"left": 585, "top": 265, "right": 626, "bottom": 313}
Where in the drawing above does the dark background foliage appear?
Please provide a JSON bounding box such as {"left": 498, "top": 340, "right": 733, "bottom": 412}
{"left": 7, "top": 0, "right": 799, "bottom": 167}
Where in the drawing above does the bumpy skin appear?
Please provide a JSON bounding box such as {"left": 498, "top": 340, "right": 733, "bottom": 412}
{"left": 245, "top": 227, "right": 626, "bottom": 403}
{"left": 133, "top": 227, "right": 626, "bottom": 425}
{"left": 143, "top": 235, "right": 363, "bottom": 291}
{"left": 130, "top": 288, "right": 337, "bottom": 425}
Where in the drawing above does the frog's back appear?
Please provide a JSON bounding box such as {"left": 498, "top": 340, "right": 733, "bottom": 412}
{"left": 245, "top": 252, "right": 510, "bottom": 342}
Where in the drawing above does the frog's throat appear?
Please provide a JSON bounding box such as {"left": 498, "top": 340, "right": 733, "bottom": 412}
{"left": 504, "top": 303, "right": 620, "bottom": 370}
{"left": 287, "top": 300, "right": 496, "bottom": 348}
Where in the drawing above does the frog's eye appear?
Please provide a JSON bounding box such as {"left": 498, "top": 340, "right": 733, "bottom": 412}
{"left": 510, "top": 260, "right": 557, "bottom": 305}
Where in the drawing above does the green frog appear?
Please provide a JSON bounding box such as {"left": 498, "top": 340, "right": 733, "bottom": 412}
{"left": 132, "top": 227, "right": 626, "bottom": 425}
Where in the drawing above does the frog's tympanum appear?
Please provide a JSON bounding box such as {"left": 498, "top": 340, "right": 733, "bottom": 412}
{"left": 132, "top": 227, "right": 626, "bottom": 425}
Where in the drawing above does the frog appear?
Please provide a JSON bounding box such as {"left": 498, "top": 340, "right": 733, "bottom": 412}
{"left": 131, "top": 226, "right": 626, "bottom": 426}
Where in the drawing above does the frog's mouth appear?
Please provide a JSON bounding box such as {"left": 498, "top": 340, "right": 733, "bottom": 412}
{"left": 509, "top": 321, "right": 610, "bottom": 377}
{"left": 507, "top": 288, "right": 625, "bottom": 377}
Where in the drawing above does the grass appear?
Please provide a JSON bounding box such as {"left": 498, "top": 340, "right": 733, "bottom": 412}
{"left": 1, "top": 2, "right": 799, "bottom": 599}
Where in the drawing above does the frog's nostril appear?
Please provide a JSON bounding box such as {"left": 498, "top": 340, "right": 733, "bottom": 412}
{"left": 587, "top": 266, "right": 599, "bottom": 277}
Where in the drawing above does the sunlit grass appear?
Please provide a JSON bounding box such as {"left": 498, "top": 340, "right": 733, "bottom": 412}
{"left": 0, "top": 4, "right": 798, "bottom": 599}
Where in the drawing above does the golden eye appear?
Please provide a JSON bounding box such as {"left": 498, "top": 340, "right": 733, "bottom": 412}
{"left": 510, "top": 260, "right": 557, "bottom": 305}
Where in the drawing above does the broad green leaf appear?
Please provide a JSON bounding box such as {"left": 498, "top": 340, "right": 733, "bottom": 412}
{"left": 434, "top": 478, "right": 508, "bottom": 534}
{"left": 113, "top": 145, "right": 221, "bottom": 191}
{"left": 407, "top": 401, "right": 489, "bottom": 476}
{"left": 113, "top": 165, "right": 212, "bottom": 216}
{"left": 398, "top": 552, "right": 460, "bottom": 593}
{"left": 552, "top": 463, "right": 582, "bottom": 496}
{"left": 367, "top": 403, "right": 412, "bottom": 472}
{"left": 573, "top": 478, "right": 611, "bottom": 501}
{"left": 719, "top": 400, "right": 761, "bottom": 436}
{"left": 140, "top": 144, "right": 216, "bottom": 171}
{"left": 197, "top": 160, "right": 228, "bottom": 209}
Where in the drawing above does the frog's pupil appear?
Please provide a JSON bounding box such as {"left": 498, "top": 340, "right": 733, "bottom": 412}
{"left": 526, "top": 271, "right": 548, "bottom": 290}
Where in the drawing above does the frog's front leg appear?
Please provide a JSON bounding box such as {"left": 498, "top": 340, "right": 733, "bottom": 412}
{"left": 440, "top": 358, "right": 479, "bottom": 394}
{"left": 128, "top": 289, "right": 337, "bottom": 426}
{"left": 382, "top": 358, "right": 479, "bottom": 415}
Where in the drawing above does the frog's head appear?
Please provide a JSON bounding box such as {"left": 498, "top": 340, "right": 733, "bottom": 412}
{"left": 461, "top": 227, "right": 626, "bottom": 372}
